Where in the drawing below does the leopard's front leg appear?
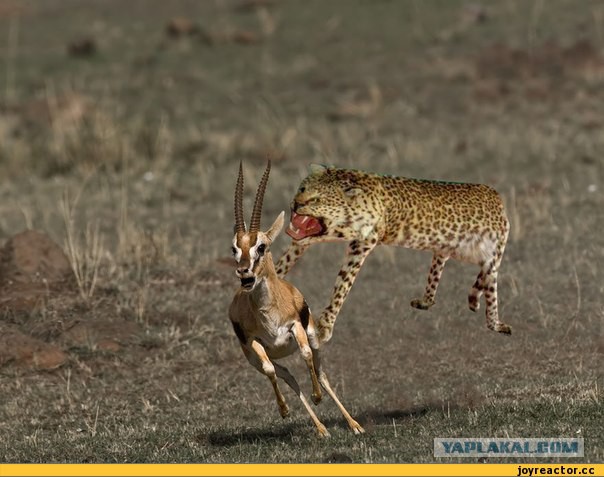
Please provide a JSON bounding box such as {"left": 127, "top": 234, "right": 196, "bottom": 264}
{"left": 317, "top": 239, "right": 377, "bottom": 343}
{"left": 275, "top": 241, "right": 310, "bottom": 278}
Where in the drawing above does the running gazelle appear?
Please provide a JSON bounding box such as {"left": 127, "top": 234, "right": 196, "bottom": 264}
{"left": 228, "top": 161, "right": 364, "bottom": 437}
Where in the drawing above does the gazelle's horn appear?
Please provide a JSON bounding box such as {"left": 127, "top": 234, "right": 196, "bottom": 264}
{"left": 249, "top": 160, "right": 271, "bottom": 232}
{"left": 234, "top": 161, "right": 246, "bottom": 234}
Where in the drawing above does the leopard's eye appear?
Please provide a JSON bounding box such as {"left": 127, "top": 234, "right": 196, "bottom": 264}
{"left": 299, "top": 186, "right": 306, "bottom": 193}
{"left": 257, "top": 243, "right": 266, "bottom": 256}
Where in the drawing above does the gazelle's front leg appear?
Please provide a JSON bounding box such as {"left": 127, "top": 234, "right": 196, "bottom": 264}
{"left": 291, "top": 321, "right": 322, "bottom": 404}
{"left": 317, "top": 239, "right": 377, "bottom": 343}
{"left": 275, "top": 241, "right": 309, "bottom": 278}
{"left": 243, "top": 340, "right": 289, "bottom": 418}
{"left": 411, "top": 253, "right": 449, "bottom": 310}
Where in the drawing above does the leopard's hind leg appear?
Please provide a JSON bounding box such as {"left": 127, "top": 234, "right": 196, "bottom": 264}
{"left": 470, "top": 238, "right": 511, "bottom": 334}
{"left": 411, "top": 253, "right": 449, "bottom": 310}
{"left": 468, "top": 270, "right": 485, "bottom": 312}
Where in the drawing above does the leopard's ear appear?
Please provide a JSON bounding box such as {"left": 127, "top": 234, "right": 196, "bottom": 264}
{"left": 309, "top": 163, "right": 328, "bottom": 175}
{"left": 344, "top": 187, "right": 363, "bottom": 198}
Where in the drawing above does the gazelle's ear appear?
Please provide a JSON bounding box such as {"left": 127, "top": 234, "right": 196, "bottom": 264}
{"left": 266, "top": 211, "right": 285, "bottom": 242}
{"left": 309, "top": 163, "right": 328, "bottom": 175}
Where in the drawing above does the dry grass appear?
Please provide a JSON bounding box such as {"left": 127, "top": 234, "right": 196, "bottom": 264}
{"left": 0, "top": 0, "right": 602, "bottom": 464}
{"left": 60, "top": 189, "right": 104, "bottom": 300}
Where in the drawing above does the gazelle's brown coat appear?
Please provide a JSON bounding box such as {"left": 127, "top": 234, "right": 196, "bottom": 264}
{"left": 228, "top": 161, "right": 363, "bottom": 437}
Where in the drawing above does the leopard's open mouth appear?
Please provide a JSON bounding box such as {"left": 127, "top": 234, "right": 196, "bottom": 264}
{"left": 286, "top": 211, "right": 324, "bottom": 240}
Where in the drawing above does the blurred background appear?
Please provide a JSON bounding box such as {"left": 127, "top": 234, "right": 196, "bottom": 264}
{"left": 0, "top": 0, "right": 602, "bottom": 463}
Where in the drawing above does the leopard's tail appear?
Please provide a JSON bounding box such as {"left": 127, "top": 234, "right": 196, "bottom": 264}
{"left": 316, "top": 314, "right": 335, "bottom": 345}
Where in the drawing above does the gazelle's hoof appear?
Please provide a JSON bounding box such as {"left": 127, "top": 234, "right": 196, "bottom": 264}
{"left": 311, "top": 392, "right": 322, "bottom": 405}
{"left": 410, "top": 298, "right": 433, "bottom": 310}
{"left": 316, "top": 424, "right": 330, "bottom": 438}
{"left": 279, "top": 404, "right": 290, "bottom": 418}
{"left": 350, "top": 420, "right": 365, "bottom": 435}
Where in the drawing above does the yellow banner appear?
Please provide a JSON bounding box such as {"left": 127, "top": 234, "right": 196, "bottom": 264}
{"left": 0, "top": 463, "right": 601, "bottom": 477}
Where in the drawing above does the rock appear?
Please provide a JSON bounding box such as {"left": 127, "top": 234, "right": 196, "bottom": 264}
{"left": 231, "top": 30, "right": 261, "bottom": 45}
{"left": 19, "top": 93, "right": 91, "bottom": 129}
{"left": 59, "top": 319, "right": 140, "bottom": 350}
{"left": 234, "top": 0, "right": 275, "bottom": 13}
{"left": 0, "top": 1, "right": 29, "bottom": 18}
{"left": 0, "top": 282, "right": 49, "bottom": 311}
{"left": 0, "top": 324, "right": 67, "bottom": 370}
{"left": 0, "top": 230, "right": 74, "bottom": 286}
{"left": 97, "top": 339, "right": 121, "bottom": 352}
{"left": 67, "top": 37, "right": 97, "bottom": 57}
{"left": 166, "top": 17, "right": 198, "bottom": 38}
{"left": 323, "top": 452, "right": 353, "bottom": 463}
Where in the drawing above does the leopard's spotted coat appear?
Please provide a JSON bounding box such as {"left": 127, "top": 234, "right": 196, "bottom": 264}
{"left": 276, "top": 164, "right": 511, "bottom": 343}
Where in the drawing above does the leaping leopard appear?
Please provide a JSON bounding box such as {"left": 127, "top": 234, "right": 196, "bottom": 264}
{"left": 275, "top": 164, "right": 511, "bottom": 343}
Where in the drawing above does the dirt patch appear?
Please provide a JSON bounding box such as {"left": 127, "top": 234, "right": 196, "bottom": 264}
{"left": 472, "top": 39, "right": 604, "bottom": 102}
{"left": 67, "top": 38, "right": 97, "bottom": 58}
{"left": 59, "top": 319, "right": 141, "bottom": 350}
{"left": 0, "top": 230, "right": 75, "bottom": 313}
{"left": 0, "top": 1, "right": 28, "bottom": 18}
{"left": 0, "top": 230, "right": 73, "bottom": 286}
{"left": 0, "top": 231, "right": 141, "bottom": 370}
{"left": 16, "top": 93, "right": 93, "bottom": 130}
{"left": 234, "top": 0, "right": 275, "bottom": 14}
{"left": 475, "top": 40, "right": 604, "bottom": 80}
{"left": 165, "top": 17, "right": 198, "bottom": 38}
{"left": 0, "top": 323, "right": 68, "bottom": 370}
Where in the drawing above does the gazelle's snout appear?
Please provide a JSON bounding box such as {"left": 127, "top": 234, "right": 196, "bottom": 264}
{"left": 236, "top": 266, "right": 250, "bottom": 275}
{"left": 235, "top": 264, "right": 256, "bottom": 291}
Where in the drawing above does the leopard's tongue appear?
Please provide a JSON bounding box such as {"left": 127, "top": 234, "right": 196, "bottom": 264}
{"left": 287, "top": 212, "right": 322, "bottom": 240}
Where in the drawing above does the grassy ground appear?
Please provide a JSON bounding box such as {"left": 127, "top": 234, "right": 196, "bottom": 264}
{"left": 0, "top": 0, "right": 602, "bottom": 463}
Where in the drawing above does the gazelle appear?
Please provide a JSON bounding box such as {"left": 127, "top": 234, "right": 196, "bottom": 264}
{"left": 228, "top": 160, "right": 364, "bottom": 438}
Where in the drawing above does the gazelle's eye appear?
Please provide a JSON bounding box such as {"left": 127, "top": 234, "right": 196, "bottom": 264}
{"left": 257, "top": 243, "right": 266, "bottom": 256}
{"left": 231, "top": 246, "right": 237, "bottom": 256}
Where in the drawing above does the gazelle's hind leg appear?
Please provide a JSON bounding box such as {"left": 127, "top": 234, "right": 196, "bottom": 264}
{"left": 273, "top": 363, "right": 330, "bottom": 438}
{"left": 291, "top": 321, "right": 322, "bottom": 405}
{"left": 312, "top": 350, "right": 365, "bottom": 435}
{"left": 411, "top": 253, "right": 449, "bottom": 310}
{"left": 246, "top": 341, "right": 289, "bottom": 418}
